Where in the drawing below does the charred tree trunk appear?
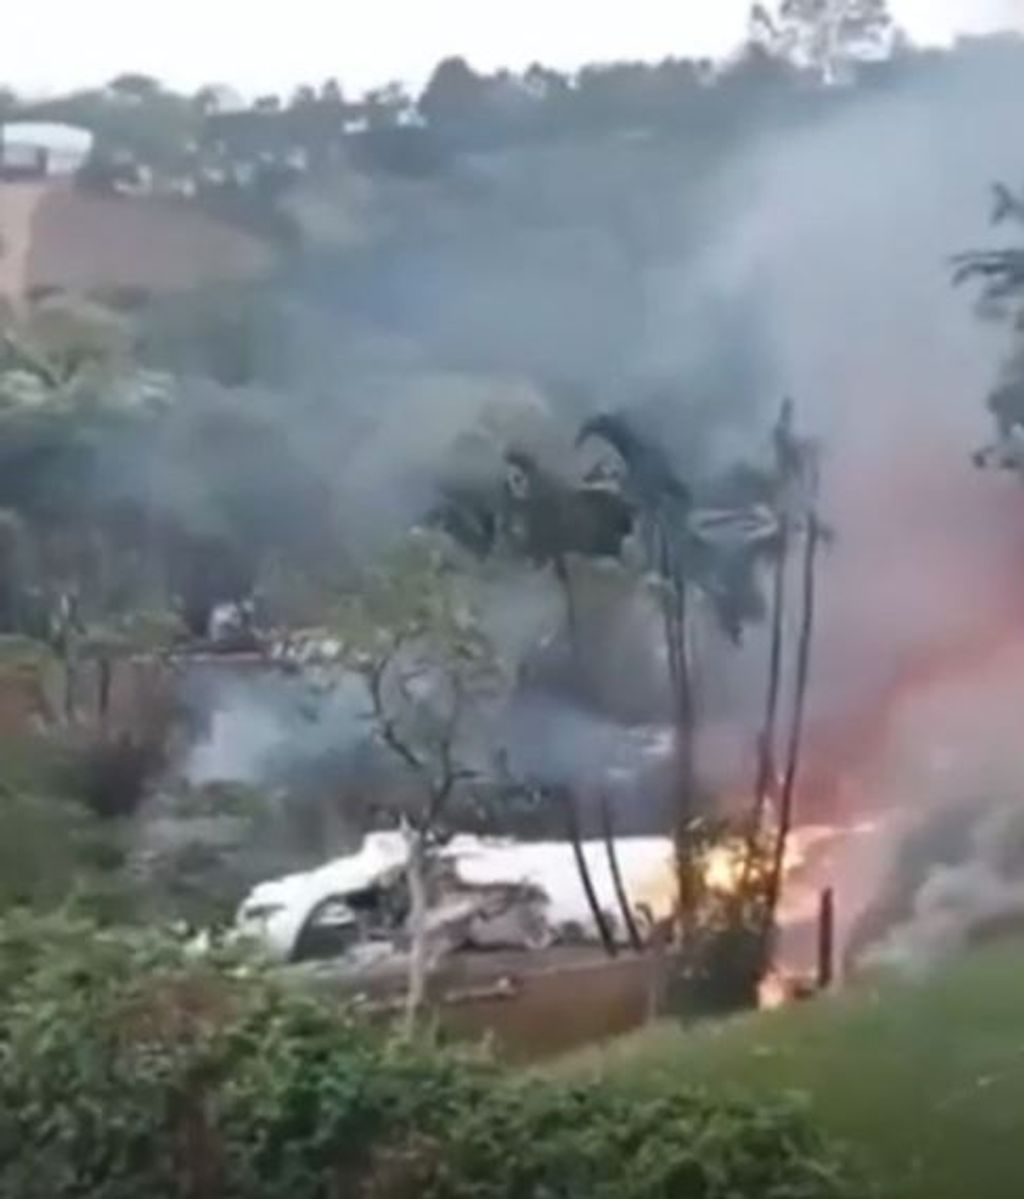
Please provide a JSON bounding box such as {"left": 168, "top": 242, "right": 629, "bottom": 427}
{"left": 555, "top": 552, "right": 588, "bottom": 696}
{"left": 557, "top": 560, "right": 615, "bottom": 957}
{"left": 762, "top": 512, "right": 820, "bottom": 953}
{"left": 561, "top": 787, "right": 617, "bottom": 957}
{"left": 739, "top": 515, "right": 790, "bottom": 908}
{"left": 660, "top": 522, "right": 698, "bottom": 937}
{"left": 600, "top": 793, "right": 644, "bottom": 951}
{"left": 751, "top": 515, "right": 789, "bottom": 837}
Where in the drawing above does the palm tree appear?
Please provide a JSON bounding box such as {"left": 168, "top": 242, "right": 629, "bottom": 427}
{"left": 952, "top": 182, "right": 1024, "bottom": 303}
{"left": 498, "top": 449, "right": 637, "bottom": 956}
{"left": 577, "top": 412, "right": 782, "bottom": 936}
{"left": 576, "top": 415, "right": 698, "bottom": 856}
{"left": 577, "top": 413, "right": 781, "bottom": 648}
{"left": 954, "top": 181, "right": 1024, "bottom": 467}
{"left": 741, "top": 400, "right": 822, "bottom": 964}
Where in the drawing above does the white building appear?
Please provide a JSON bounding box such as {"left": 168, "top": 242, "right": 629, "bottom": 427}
{"left": 0, "top": 122, "right": 94, "bottom": 179}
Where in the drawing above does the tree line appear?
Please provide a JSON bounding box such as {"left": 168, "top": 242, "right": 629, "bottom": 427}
{"left": 0, "top": 1, "right": 963, "bottom": 230}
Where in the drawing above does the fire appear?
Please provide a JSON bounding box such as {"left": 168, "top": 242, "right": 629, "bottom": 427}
{"left": 627, "top": 840, "right": 753, "bottom": 915}
{"left": 701, "top": 824, "right": 835, "bottom": 899}
{"left": 757, "top": 971, "right": 790, "bottom": 1010}
{"left": 632, "top": 823, "right": 854, "bottom": 916}
{"left": 703, "top": 842, "right": 747, "bottom": 894}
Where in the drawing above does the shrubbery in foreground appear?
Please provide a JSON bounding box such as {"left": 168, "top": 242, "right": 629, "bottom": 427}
{"left": 0, "top": 911, "right": 863, "bottom": 1198}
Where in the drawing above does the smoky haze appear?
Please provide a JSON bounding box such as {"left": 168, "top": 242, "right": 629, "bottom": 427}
{"left": 674, "top": 41, "right": 1024, "bottom": 964}
{"left": 167, "top": 39, "right": 1024, "bottom": 939}
{"left": 296, "top": 42, "right": 1024, "bottom": 759}
{"left": 696, "top": 44, "right": 1024, "bottom": 750}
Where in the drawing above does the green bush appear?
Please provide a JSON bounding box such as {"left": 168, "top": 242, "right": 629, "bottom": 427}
{"left": 0, "top": 736, "right": 161, "bottom": 923}
{"left": 0, "top": 789, "right": 132, "bottom": 916}
{"left": 0, "top": 911, "right": 864, "bottom": 1199}
{"left": 0, "top": 736, "right": 142, "bottom": 922}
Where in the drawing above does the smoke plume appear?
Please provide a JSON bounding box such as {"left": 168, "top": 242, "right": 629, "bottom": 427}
{"left": 169, "top": 38, "right": 1024, "bottom": 963}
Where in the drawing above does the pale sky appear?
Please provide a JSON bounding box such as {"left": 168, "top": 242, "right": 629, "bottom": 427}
{"left": 3, "top": 0, "right": 1024, "bottom": 97}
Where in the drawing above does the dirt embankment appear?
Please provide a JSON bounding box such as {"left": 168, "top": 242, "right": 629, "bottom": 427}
{"left": 2, "top": 180, "right": 275, "bottom": 306}
{"left": 0, "top": 182, "right": 48, "bottom": 303}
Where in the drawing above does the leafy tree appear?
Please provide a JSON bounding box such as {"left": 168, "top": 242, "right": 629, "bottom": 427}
{"left": 192, "top": 84, "right": 238, "bottom": 117}
{"left": 577, "top": 408, "right": 816, "bottom": 1001}
{"left": 752, "top": 0, "right": 897, "bottom": 82}
{"left": 0, "top": 298, "right": 174, "bottom": 633}
{"left": 363, "top": 82, "right": 413, "bottom": 131}
{"left": 420, "top": 56, "right": 489, "bottom": 130}
{"left": 330, "top": 533, "right": 506, "bottom": 1030}
{"left": 523, "top": 62, "right": 571, "bottom": 103}
{"left": 29, "top": 79, "right": 201, "bottom": 186}
{"left": 953, "top": 183, "right": 1024, "bottom": 312}
{"left": 106, "top": 73, "right": 163, "bottom": 102}
{"left": 573, "top": 60, "right": 704, "bottom": 132}
{"left": 1, "top": 293, "right": 344, "bottom": 640}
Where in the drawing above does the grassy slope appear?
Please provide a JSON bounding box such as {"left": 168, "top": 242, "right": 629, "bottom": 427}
{"left": 558, "top": 945, "right": 1024, "bottom": 1199}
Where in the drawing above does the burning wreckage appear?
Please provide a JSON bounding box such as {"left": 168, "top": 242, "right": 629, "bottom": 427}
{"left": 237, "top": 833, "right": 676, "bottom": 969}
{"left": 219, "top": 409, "right": 817, "bottom": 988}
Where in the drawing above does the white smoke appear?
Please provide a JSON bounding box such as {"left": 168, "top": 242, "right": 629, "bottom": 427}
{"left": 183, "top": 666, "right": 367, "bottom": 787}
{"left": 859, "top": 800, "right": 1024, "bottom": 974}
{"left": 181, "top": 41, "right": 1024, "bottom": 927}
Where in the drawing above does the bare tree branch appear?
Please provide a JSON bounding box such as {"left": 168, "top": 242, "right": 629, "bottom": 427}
{"left": 365, "top": 648, "right": 424, "bottom": 777}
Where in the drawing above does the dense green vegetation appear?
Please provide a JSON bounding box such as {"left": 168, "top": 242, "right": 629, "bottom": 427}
{"left": 0, "top": 911, "right": 862, "bottom": 1198}
{"left": 563, "top": 944, "right": 1024, "bottom": 1199}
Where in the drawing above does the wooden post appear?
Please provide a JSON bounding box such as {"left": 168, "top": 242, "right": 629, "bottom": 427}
{"left": 817, "top": 886, "right": 835, "bottom": 992}
{"left": 645, "top": 917, "right": 670, "bottom": 1022}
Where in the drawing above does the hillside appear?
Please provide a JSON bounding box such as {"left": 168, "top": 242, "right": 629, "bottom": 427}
{"left": 0, "top": 181, "right": 275, "bottom": 305}
{"left": 562, "top": 945, "right": 1024, "bottom": 1199}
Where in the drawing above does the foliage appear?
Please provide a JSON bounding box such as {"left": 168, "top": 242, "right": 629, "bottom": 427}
{"left": 0, "top": 39, "right": 987, "bottom": 643}
{"left": 578, "top": 410, "right": 781, "bottom": 646}
{"left": 566, "top": 941, "right": 1024, "bottom": 1199}
{"left": 953, "top": 183, "right": 1024, "bottom": 318}
{"left": 131, "top": 782, "right": 305, "bottom": 931}
{"left": 752, "top": 0, "right": 898, "bottom": 83}
{"left": 82, "top": 607, "right": 188, "bottom": 656}
{"left": 20, "top": 77, "right": 201, "bottom": 185}
{"left": 955, "top": 181, "right": 1024, "bottom": 469}
{"left": 667, "top": 817, "right": 777, "bottom": 1016}
{"left": 328, "top": 533, "right": 509, "bottom": 1027}
{"left": 0, "top": 290, "right": 334, "bottom": 639}
{"left": 2, "top": 21, "right": 914, "bottom": 208}
{"left": 0, "top": 737, "right": 142, "bottom": 921}
{"left": 0, "top": 911, "right": 862, "bottom": 1199}
{"left": 420, "top": 1079, "right": 857, "bottom": 1199}
{"left": 0, "top": 634, "right": 56, "bottom": 671}
{"left": 0, "top": 790, "right": 123, "bottom": 914}
{"left": 0, "top": 298, "right": 178, "bottom": 635}
{"left": 0, "top": 295, "right": 171, "bottom": 415}
{"left": 331, "top": 532, "right": 506, "bottom": 836}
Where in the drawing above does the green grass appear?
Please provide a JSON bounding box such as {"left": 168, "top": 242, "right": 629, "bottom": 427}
{"left": 557, "top": 945, "right": 1024, "bottom": 1199}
